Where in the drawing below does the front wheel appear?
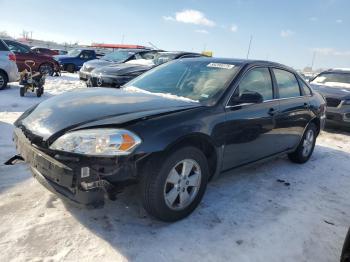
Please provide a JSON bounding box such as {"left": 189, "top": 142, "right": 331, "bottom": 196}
{"left": 288, "top": 123, "right": 317, "bottom": 164}
{"left": 140, "top": 146, "right": 209, "bottom": 222}
{"left": 36, "top": 87, "right": 43, "bottom": 97}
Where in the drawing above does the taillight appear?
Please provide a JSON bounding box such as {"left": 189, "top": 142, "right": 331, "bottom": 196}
{"left": 8, "top": 53, "right": 16, "bottom": 62}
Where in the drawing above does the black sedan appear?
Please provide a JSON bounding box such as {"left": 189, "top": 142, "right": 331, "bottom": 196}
{"left": 310, "top": 69, "right": 350, "bottom": 128}
{"left": 10, "top": 58, "right": 326, "bottom": 221}
{"left": 79, "top": 49, "right": 160, "bottom": 81}
{"left": 87, "top": 51, "right": 203, "bottom": 88}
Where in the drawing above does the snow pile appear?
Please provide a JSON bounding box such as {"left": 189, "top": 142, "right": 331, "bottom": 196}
{"left": 0, "top": 73, "right": 350, "bottom": 262}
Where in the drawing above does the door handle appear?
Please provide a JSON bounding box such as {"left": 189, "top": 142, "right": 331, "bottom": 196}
{"left": 268, "top": 107, "right": 277, "bottom": 116}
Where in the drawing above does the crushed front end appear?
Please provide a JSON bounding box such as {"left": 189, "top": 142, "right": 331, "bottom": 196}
{"left": 12, "top": 127, "right": 140, "bottom": 208}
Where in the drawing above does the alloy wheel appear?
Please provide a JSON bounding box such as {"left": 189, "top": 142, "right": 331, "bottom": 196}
{"left": 302, "top": 129, "right": 314, "bottom": 157}
{"left": 163, "top": 159, "right": 202, "bottom": 210}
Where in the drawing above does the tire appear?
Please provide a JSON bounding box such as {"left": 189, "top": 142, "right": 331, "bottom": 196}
{"left": 39, "top": 63, "right": 54, "bottom": 76}
{"left": 140, "top": 146, "right": 209, "bottom": 222}
{"left": 36, "top": 88, "right": 42, "bottom": 97}
{"left": 0, "top": 71, "right": 8, "bottom": 90}
{"left": 66, "top": 64, "right": 75, "bottom": 73}
{"left": 288, "top": 123, "right": 317, "bottom": 164}
{"left": 20, "top": 87, "right": 25, "bottom": 97}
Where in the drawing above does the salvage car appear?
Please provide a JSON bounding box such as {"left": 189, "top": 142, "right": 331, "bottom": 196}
{"left": 10, "top": 58, "right": 326, "bottom": 221}
{"left": 79, "top": 49, "right": 159, "bottom": 82}
{"left": 88, "top": 51, "right": 202, "bottom": 87}
{"left": 310, "top": 69, "right": 350, "bottom": 128}
{"left": 3, "top": 39, "right": 59, "bottom": 76}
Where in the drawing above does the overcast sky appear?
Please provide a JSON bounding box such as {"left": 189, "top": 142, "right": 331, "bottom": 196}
{"left": 0, "top": 0, "right": 349, "bottom": 69}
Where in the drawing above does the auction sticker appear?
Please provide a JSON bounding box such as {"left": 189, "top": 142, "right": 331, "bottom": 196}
{"left": 207, "top": 63, "right": 235, "bottom": 69}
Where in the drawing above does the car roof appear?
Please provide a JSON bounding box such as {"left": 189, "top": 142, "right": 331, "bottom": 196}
{"left": 158, "top": 51, "right": 201, "bottom": 56}
{"left": 178, "top": 57, "right": 294, "bottom": 70}
{"left": 320, "top": 68, "right": 350, "bottom": 74}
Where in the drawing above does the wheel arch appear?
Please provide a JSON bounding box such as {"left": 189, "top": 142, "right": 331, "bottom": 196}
{"left": 163, "top": 133, "right": 220, "bottom": 181}
{"left": 310, "top": 117, "right": 321, "bottom": 136}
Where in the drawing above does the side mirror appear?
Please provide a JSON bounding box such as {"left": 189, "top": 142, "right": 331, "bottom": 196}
{"left": 237, "top": 91, "right": 263, "bottom": 104}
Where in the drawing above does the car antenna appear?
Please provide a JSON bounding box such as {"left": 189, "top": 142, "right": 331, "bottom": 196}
{"left": 148, "top": 42, "right": 160, "bottom": 50}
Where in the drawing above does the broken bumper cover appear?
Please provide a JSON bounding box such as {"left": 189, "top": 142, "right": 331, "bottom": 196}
{"left": 12, "top": 128, "right": 136, "bottom": 208}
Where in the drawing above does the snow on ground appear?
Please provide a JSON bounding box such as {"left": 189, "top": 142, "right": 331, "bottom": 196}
{"left": 0, "top": 73, "right": 350, "bottom": 262}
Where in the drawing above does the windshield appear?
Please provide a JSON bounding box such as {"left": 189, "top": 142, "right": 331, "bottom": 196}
{"left": 67, "top": 49, "right": 82, "bottom": 56}
{"left": 125, "top": 60, "right": 240, "bottom": 105}
{"left": 311, "top": 72, "right": 350, "bottom": 86}
{"left": 102, "top": 51, "right": 135, "bottom": 62}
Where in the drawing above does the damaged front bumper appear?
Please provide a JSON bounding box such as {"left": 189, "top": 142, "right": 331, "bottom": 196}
{"left": 11, "top": 128, "right": 139, "bottom": 208}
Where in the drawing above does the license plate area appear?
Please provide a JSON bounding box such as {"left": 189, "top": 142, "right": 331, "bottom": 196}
{"left": 15, "top": 128, "right": 74, "bottom": 188}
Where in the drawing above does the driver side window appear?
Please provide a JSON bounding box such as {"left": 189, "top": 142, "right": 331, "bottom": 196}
{"left": 236, "top": 67, "right": 273, "bottom": 101}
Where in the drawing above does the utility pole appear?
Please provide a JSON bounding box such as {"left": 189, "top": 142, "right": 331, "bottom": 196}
{"left": 311, "top": 51, "right": 316, "bottom": 71}
{"left": 246, "top": 35, "right": 253, "bottom": 59}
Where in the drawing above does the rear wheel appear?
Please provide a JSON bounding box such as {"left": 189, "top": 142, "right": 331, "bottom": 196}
{"left": 39, "top": 63, "right": 54, "bottom": 76}
{"left": 66, "top": 64, "right": 75, "bottom": 73}
{"left": 36, "top": 88, "right": 43, "bottom": 97}
{"left": 288, "top": 123, "right": 317, "bottom": 163}
{"left": 0, "top": 71, "right": 8, "bottom": 90}
{"left": 140, "top": 146, "right": 209, "bottom": 222}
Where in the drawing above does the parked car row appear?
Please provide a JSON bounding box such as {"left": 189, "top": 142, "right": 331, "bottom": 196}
{"left": 309, "top": 68, "right": 350, "bottom": 129}
{"left": 86, "top": 51, "right": 203, "bottom": 88}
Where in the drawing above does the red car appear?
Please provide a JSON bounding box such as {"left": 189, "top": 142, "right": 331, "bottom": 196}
{"left": 3, "top": 39, "right": 59, "bottom": 76}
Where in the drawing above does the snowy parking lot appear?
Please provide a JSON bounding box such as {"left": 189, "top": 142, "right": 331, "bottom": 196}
{"left": 0, "top": 74, "right": 350, "bottom": 262}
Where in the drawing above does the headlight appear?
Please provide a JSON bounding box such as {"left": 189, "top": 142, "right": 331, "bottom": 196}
{"left": 50, "top": 129, "right": 141, "bottom": 156}
{"left": 343, "top": 99, "right": 350, "bottom": 105}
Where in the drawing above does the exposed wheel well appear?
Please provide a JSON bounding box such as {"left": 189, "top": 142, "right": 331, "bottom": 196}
{"left": 310, "top": 117, "right": 321, "bottom": 135}
{"left": 164, "top": 135, "right": 218, "bottom": 180}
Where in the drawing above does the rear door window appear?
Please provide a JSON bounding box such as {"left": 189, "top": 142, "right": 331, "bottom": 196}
{"left": 273, "top": 69, "right": 301, "bottom": 98}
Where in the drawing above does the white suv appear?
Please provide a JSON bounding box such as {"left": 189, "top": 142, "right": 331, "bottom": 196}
{"left": 0, "top": 39, "right": 19, "bottom": 89}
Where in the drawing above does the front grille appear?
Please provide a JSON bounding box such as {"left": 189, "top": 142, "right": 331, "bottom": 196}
{"left": 325, "top": 97, "right": 341, "bottom": 107}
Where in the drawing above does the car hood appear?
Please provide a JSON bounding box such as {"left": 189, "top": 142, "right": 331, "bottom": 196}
{"left": 83, "top": 59, "right": 115, "bottom": 70}
{"left": 92, "top": 63, "right": 152, "bottom": 76}
{"left": 16, "top": 88, "right": 200, "bottom": 142}
{"left": 311, "top": 83, "right": 350, "bottom": 99}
